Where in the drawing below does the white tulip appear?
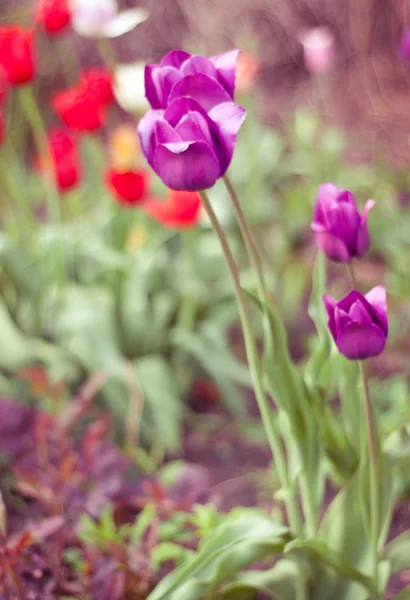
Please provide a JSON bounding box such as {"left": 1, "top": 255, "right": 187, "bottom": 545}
{"left": 114, "top": 62, "right": 149, "bottom": 115}
{"left": 70, "top": 0, "right": 148, "bottom": 39}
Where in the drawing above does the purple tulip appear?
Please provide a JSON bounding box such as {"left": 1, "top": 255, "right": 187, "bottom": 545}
{"left": 144, "top": 49, "right": 239, "bottom": 109}
{"left": 138, "top": 96, "right": 246, "bottom": 190}
{"left": 323, "top": 287, "right": 388, "bottom": 360}
{"left": 311, "top": 183, "right": 375, "bottom": 262}
{"left": 398, "top": 28, "right": 410, "bottom": 61}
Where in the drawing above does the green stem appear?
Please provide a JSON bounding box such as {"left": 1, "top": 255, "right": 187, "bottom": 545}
{"left": 18, "top": 85, "right": 66, "bottom": 285}
{"left": 223, "top": 174, "right": 267, "bottom": 297}
{"left": 199, "top": 189, "right": 303, "bottom": 537}
{"left": 223, "top": 174, "right": 318, "bottom": 535}
{"left": 347, "top": 261, "right": 357, "bottom": 288}
{"left": 359, "top": 359, "right": 380, "bottom": 592}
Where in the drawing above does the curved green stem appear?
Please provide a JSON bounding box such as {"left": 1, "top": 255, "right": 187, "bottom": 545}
{"left": 223, "top": 175, "right": 318, "bottom": 535}
{"left": 360, "top": 359, "right": 380, "bottom": 592}
{"left": 199, "top": 189, "right": 303, "bottom": 537}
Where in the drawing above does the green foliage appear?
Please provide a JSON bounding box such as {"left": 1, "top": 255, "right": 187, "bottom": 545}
{"left": 146, "top": 509, "right": 290, "bottom": 600}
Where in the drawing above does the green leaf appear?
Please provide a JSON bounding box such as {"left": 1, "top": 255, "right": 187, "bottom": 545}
{"left": 316, "top": 472, "right": 373, "bottom": 600}
{"left": 146, "top": 510, "right": 290, "bottom": 600}
{"left": 130, "top": 504, "right": 156, "bottom": 545}
{"left": 0, "top": 232, "right": 41, "bottom": 296}
{"left": 221, "top": 559, "right": 299, "bottom": 600}
{"left": 383, "top": 531, "right": 410, "bottom": 573}
{"left": 0, "top": 297, "right": 33, "bottom": 370}
{"left": 304, "top": 252, "right": 332, "bottom": 388}
{"left": 171, "top": 327, "right": 249, "bottom": 420}
{"left": 284, "top": 539, "right": 377, "bottom": 596}
{"left": 134, "top": 355, "right": 183, "bottom": 452}
{"left": 151, "top": 542, "right": 193, "bottom": 571}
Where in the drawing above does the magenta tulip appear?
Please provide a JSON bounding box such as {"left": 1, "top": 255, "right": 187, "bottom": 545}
{"left": 323, "top": 287, "right": 388, "bottom": 360}
{"left": 144, "top": 49, "right": 239, "bottom": 109}
{"left": 312, "top": 183, "right": 375, "bottom": 262}
{"left": 138, "top": 96, "right": 246, "bottom": 191}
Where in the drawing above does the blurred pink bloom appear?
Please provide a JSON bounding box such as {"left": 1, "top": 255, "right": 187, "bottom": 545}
{"left": 301, "top": 26, "right": 335, "bottom": 74}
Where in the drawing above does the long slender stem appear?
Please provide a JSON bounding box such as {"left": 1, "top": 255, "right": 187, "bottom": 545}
{"left": 223, "top": 175, "right": 318, "bottom": 535}
{"left": 347, "top": 261, "right": 357, "bottom": 288}
{"left": 360, "top": 359, "right": 380, "bottom": 591}
{"left": 199, "top": 189, "right": 303, "bottom": 537}
{"left": 223, "top": 174, "right": 267, "bottom": 298}
{"left": 18, "top": 85, "right": 66, "bottom": 285}
{"left": 347, "top": 261, "right": 379, "bottom": 592}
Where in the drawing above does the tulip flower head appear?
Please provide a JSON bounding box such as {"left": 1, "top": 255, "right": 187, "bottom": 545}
{"left": 107, "top": 168, "right": 148, "bottom": 206}
{"left": 114, "top": 62, "right": 149, "bottom": 115}
{"left": 301, "top": 26, "right": 335, "bottom": 74}
{"left": 311, "top": 183, "right": 374, "bottom": 263}
{"left": 36, "top": 0, "right": 72, "bottom": 36}
{"left": 398, "top": 28, "right": 410, "bottom": 62}
{"left": 37, "top": 129, "right": 81, "bottom": 192}
{"left": 144, "top": 49, "right": 239, "bottom": 110}
{"left": 324, "top": 287, "right": 388, "bottom": 360}
{"left": 144, "top": 190, "right": 201, "bottom": 229}
{"left": 69, "top": 0, "right": 148, "bottom": 39}
{"left": 53, "top": 82, "right": 106, "bottom": 132}
{"left": 80, "top": 68, "right": 115, "bottom": 105}
{"left": 0, "top": 27, "right": 36, "bottom": 86}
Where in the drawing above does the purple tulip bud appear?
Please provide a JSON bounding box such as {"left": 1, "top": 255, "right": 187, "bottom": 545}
{"left": 144, "top": 49, "right": 239, "bottom": 109}
{"left": 323, "top": 286, "right": 388, "bottom": 360}
{"left": 138, "top": 96, "right": 246, "bottom": 190}
{"left": 398, "top": 28, "right": 410, "bottom": 62}
{"left": 311, "top": 183, "right": 375, "bottom": 262}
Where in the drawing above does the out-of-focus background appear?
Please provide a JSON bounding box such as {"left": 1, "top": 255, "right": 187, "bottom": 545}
{"left": 4, "top": 0, "right": 410, "bottom": 159}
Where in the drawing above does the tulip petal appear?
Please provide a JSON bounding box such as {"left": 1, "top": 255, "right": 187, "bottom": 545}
{"left": 181, "top": 55, "right": 217, "bottom": 78}
{"left": 101, "top": 8, "right": 148, "bottom": 38}
{"left": 314, "top": 182, "right": 343, "bottom": 223}
{"left": 365, "top": 285, "right": 388, "bottom": 335}
{"left": 208, "top": 101, "right": 247, "bottom": 172}
{"left": 176, "top": 112, "right": 214, "bottom": 147}
{"left": 334, "top": 306, "right": 354, "bottom": 331}
{"left": 155, "top": 119, "right": 182, "bottom": 144}
{"left": 168, "top": 73, "right": 232, "bottom": 111}
{"left": 327, "top": 202, "right": 360, "bottom": 254}
{"left": 210, "top": 49, "right": 240, "bottom": 98}
{"left": 137, "top": 109, "right": 164, "bottom": 166}
{"left": 153, "top": 140, "right": 220, "bottom": 191}
{"left": 336, "top": 323, "right": 386, "bottom": 360}
{"left": 144, "top": 65, "right": 162, "bottom": 109}
{"left": 356, "top": 199, "right": 375, "bottom": 257}
{"left": 311, "top": 224, "right": 350, "bottom": 262}
{"left": 164, "top": 97, "right": 211, "bottom": 127}
{"left": 348, "top": 300, "right": 373, "bottom": 325}
{"left": 161, "top": 50, "right": 191, "bottom": 68}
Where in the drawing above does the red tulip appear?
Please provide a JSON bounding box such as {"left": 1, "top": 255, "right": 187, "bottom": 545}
{"left": 37, "top": 129, "right": 81, "bottom": 192}
{"left": 52, "top": 83, "right": 105, "bottom": 132}
{"left": 36, "top": 0, "right": 72, "bottom": 36}
{"left": 144, "top": 190, "right": 201, "bottom": 229}
{"left": 81, "top": 68, "right": 115, "bottom": 105}
{"left": 0, "top": 26, "right": 36, "bottom": 86}
{"left": 107, "top": 168, "right": 148, "bottom": 206}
